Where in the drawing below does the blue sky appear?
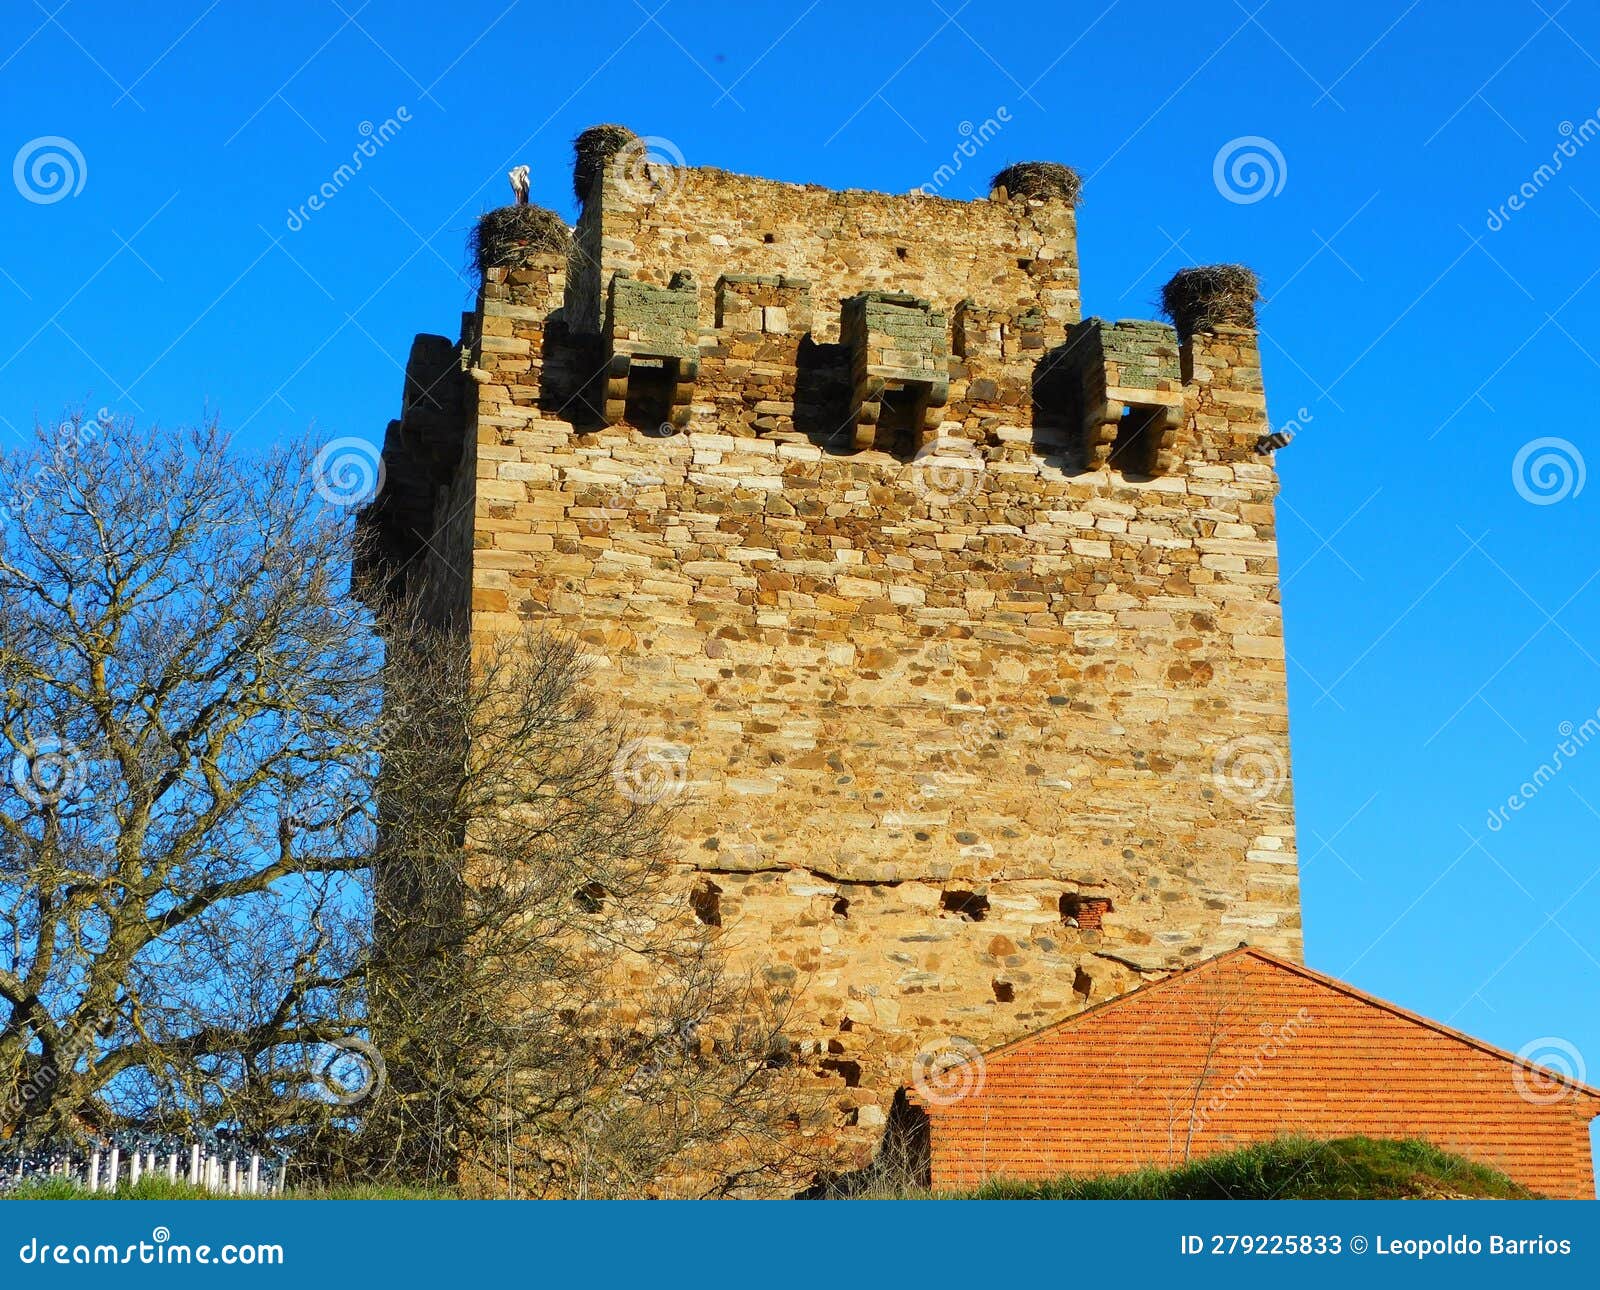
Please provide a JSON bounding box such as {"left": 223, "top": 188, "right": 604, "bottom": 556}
{"left": 4, "top": 0, "right": 1599, "bottom": 1153}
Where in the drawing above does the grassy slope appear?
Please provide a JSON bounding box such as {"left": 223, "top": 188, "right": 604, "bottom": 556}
{"left": 955, "top": 1136, "right": 1537, "bottom": 1200}
{"left": 2, "top": 1136, "right": 1537, "bottom": 1200}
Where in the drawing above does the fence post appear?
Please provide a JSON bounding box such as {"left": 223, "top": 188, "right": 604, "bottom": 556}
{"left": 248, "top": 1155, "right": 260, "bottom": 1196}
{"left": 88, "top": 1150, "right": 100, "bottom": 1193}
{"left": 107, "top": 1147, "right": 120, "bottom": 1193}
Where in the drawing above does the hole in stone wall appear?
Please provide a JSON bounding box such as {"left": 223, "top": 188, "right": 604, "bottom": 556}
{"left": 941, "top": 890, "right": 989, "bottom": 921}
{"left": 1060, "top": 893, "right": 1114, "bottom": 929}
{"left": 690, "top": 879, "right": 723, "bottom": 927}
{"left": 1073, "top": 966, "right": 1093, "bottom": 1000}
{"left": 1109, "top": 404, "right": 1165, "bottom": 477}
{"left": 573, "top": 882, "right": 607, "bottom": 913}
{"left": 992, "top": 979, "right": 1015, "bottom": 1003}
{"left": 832, "top": 895, "right": 851, "bottom": 918}
{"left": 896, "top": 246, "right": 908, "bottom": 260}
{"left": 821, "top": 1058, "right": 862, "bottom": 1088}
{"left": 762, "top": 232, "right": 777, "bottom": 243}
{"left": 623, "top": 357, "right": 679, "bottom": 433}
{"left": 875, "top": 383, "right": 924, "bottom": 458}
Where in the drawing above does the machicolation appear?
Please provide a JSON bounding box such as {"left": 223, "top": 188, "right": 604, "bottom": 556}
{"left": 359, "top": 125, "right": 1299, "bottom": 1164}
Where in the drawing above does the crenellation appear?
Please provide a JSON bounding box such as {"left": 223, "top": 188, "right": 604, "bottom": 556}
{"left": 358, "top": 132, "right": 1300, "bottom": 1167}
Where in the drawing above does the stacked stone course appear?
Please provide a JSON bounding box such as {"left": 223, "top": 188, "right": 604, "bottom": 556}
{"left": 359, "top": 134, "right": 1300, "bottom": 1160}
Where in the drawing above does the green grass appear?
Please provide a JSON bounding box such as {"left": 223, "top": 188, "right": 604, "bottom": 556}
{"left": 3, "top": 1177, "right": 449, "bottom": 1200}
{"left": 5, "top": 1136, "right": 1536, "bottom": 1200}
{"left": 950, "top": 1135, "right": 1537, "bottom": 1200}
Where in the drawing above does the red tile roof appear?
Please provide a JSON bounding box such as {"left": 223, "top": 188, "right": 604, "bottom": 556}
{"left": 911, "top": 948, "right": 1600, "bottom": 1198}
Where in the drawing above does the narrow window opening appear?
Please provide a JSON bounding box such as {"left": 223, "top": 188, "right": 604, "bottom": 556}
{"left": 874, "top": 383, "right": 924, "bottom": 458}
{"left": 1109, "top": 403, "right": 1165, "bottom": 477}
{"left": 622, "top": 356, "right": 680, "bottom": 433}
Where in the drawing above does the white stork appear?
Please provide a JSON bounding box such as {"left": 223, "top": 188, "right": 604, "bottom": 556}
{"left": 508, "top": 165, "right": 530, "bottom": 205}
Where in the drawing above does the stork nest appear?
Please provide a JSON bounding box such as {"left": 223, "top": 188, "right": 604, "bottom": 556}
{"left": 990, "top": 162, "right": 1082, "bottom": 206}
{"left": 470, "top": 205, "right": 570, "bottom": 277}
{"left": 573, "top": 123, "right": 639, "bottom": 204}
{"left": 1160, "top": 264, "right": 1261, "bottom": 336}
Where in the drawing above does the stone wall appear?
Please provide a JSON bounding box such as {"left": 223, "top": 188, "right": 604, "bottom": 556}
{"left": 362, "top": 141, "right": 1300, "bottom": 1163}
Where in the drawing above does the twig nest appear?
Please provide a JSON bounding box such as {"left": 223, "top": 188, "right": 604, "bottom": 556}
{"left": 990, "top": 162, "right": 1082, "bottom": 206}
{"left": 471, "top": 205, "right": 570, "bottom": 277}
{"left": 573, "top": 124, "right": 639, "bottom": 204}
{"left": 1160, "top": 264, "right": 1261, "bottom": 337}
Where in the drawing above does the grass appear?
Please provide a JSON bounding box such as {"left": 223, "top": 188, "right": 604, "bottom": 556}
{"left": 4, "top": 1136, "right": 1536, "bottom": 1200}
{"left": 3, "top": 1177, "right": 449, "bottom": 1200}
{"left": 948, "top": 1136, "right": 1537, "bottom": 1200}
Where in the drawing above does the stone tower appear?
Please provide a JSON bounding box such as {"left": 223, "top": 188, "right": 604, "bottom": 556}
{"left": 359, "top": 127, "right": 1300, "bottom": 1153}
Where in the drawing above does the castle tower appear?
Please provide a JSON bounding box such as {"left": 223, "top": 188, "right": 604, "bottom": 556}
{"left": 359, "top": 127, "right": 1299, "bottom": 1154}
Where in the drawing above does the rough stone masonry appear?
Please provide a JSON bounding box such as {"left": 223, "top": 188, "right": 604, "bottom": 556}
{"left": 358, "top": 129, "right": 1300, "bottom": 1159}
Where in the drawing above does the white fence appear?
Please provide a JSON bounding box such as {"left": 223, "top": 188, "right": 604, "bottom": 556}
{"left": 2, "top": 1143, "right": 288, "bottom": 1195}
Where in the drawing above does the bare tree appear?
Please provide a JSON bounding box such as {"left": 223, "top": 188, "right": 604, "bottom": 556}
{"left": 365, "top": 626, "right": 825, "bottom": 1197}
{"left": 0, "top": 416, "right": 819, "bottom": 1196}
